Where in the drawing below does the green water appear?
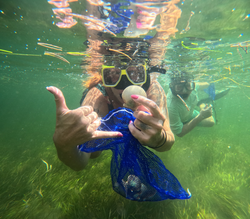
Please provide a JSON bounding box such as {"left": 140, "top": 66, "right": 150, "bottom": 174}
{"left": 0, "top": 0, "right": 250, "bottom": 218}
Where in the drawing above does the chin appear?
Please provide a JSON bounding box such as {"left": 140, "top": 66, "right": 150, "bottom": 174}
{"left": 111, "top": 87, "right": 124, "bottom": 92}
{"left": 179, "top": 93, "right": 190, "bottom": 100}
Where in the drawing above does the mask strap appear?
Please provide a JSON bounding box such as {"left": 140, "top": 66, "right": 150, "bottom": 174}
{"left": 142, "top": 73, "right": 151, "bottom": 92}
{"left": 147, "top": 66, "right": 166, "bottom": 74}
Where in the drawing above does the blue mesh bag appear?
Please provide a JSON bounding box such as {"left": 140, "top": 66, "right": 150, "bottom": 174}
{"left": 78, "top": 108, "right": 191, "bottom": 201}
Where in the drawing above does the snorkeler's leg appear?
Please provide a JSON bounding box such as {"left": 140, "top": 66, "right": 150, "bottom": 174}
{"left": 199, "top": 116, "right": 215, "bottom": 127}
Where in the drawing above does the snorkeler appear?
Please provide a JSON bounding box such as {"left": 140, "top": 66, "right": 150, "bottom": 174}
{"left": 46, "top": 0, "right": 184, "bottom": 171}
{"left": 47, "top": 59, "right": 175, "bottom": 171}
{"left": 167, "top": 72, "right": 215, "bottom": 137}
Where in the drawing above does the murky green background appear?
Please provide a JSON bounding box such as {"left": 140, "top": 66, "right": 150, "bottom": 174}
{"left": 0, "top": 0, "right": 249, "bottom": 218}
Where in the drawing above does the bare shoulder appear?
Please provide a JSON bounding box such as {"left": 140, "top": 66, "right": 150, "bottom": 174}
{"left": 147, "top": 79, "right": 167, "bottom": 116}
{"left": 81, "top": 87, "right": 109, "bottom": 117}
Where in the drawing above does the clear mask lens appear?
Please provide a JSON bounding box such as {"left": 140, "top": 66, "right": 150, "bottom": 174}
{"left": 103, "top": 68, "right": 121, "bottom": 86}
{"left": 126, "top": 65, "right": 145, "bottom": 83}
{"left": 174, "top": 82, "right": 194, "bottom": 92}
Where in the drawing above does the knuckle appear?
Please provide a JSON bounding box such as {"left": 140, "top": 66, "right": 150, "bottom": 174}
{"left": 149, "top": 101, "right": 157, "bottom": 109}
{"left": 88, "top": 105, "right": 93, "bottom": 111}
{"left": 91, "top": 111, "right": 98, "bottom": 120}
{"left": 86, "top": 127, "right": 94, "bottom": 135}
{"left": 137, "top": 111, "right": 146, "bottom": 120}
{"left": 85, "top": 106, "right": 93, "bottom": 113}
{"left": 81, "top": 119, "right": 90, "bottom": 127}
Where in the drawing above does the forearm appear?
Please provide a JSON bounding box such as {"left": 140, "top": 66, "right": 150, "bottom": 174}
{"left": 177, "top": 114, "right": 203, "bottom": 137}
{"left": 56, "top": 145, "right": 90, "bottom": 171}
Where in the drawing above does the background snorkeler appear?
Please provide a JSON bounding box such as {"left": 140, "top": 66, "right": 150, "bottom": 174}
{"left": 167, "top": 72, "right": 215, "bottom": 137}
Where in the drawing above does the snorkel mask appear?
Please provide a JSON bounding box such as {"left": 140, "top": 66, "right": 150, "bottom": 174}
{"left": 170, "top": 72, "right": 195, "bottom": 99}
{"left": 102, "top": 62, "right": 166, "bottom": 90}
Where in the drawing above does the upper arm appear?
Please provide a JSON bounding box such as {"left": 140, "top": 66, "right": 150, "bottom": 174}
{"left": 147, "top": 79, "right": 175, "bottom": 135}
{"left": 147, "top": 79, "right": 168, "bottom": 117}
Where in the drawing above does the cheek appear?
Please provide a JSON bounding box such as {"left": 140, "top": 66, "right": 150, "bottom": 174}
{"left": 179, "top": 90, "right": 192, "bottom": 95}
{"left": 111, "top": 88, "right": 124, "bottom": 100}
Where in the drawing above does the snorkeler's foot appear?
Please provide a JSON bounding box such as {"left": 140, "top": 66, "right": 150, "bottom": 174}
{"left": 197, "top": 88, "right": 230, "bottom": 106}
{"left": 214, "top": 88, "right": 230, "bottom": 100}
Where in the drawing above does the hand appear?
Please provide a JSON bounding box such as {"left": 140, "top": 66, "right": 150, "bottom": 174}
{"left": 128, "top": 95, "right": 166, "bottom": 148}
{"left": 199, "top": 104, "right": 213, "bottom": 120}
{"left": 47, "top": 86, "right": 123, "bottom": 152}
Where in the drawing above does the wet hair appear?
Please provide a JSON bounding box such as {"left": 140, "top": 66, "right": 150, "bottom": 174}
{"left": 170, "top": 71, "right": 194, "bottom": 84}
{"left": 101, "top": 38, "right": 150, "bottom": 67}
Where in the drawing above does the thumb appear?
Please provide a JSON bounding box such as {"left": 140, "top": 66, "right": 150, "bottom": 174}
{"left": 207, "top": 105, "right": 213, "bottom": 110}
{"left": 46, "top": 86, "right": 69, "bottom": 115}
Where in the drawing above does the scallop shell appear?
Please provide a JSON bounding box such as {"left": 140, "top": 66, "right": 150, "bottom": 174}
{"left": 122, "top": 85, "right": 147, "bottom": 109}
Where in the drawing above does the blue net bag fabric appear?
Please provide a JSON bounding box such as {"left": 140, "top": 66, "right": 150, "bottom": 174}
{"left": 78, "top": 108, "right": 191, "bottom": 202}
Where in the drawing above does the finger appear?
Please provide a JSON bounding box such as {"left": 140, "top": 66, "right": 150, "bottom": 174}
{"left": 128, "top": 122, "right": 146, "bottom": 143}
{"left": 46, "top": 86, "right": 69, "bottom": 115}
{"left": 133, "top": 111, "right": 163, "bottom": 129}
{"left": 87, "top": 119, "right": 102, "bottom": 133}
{"left": 207, "top": 105, "right": 213, "bottom": 110}
{"left": 84, "top": 111, "right": 100, "bottom": 126}
{"left": 136, "top": 105, "right": 151, "bottom": 114}
{"left": 92, "top": 130, "right": 123, "bottom": 139}
{"left": 131, "top": 95, "right": 163, "bottom": 119}
{"left": 78, "top": 105, "right": 94, "bottom": 117}
{"left": 203, "top": 104, "right": 208, "bottom": 109}
{"left": 87, "top": 111, "right": 98, "bottom": 123}
{"left": 133, "top": 120, "right": 158, "bottom": 138}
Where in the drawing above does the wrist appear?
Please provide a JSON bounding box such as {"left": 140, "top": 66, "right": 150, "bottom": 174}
{"left": 197, "top": 113, "right": 205, "bottom": 121}
{"left": 54, "top": 138, "right": 77, "bottom": 154}
{"left": 148, "top": 129, "right": 166, "bottom": 149}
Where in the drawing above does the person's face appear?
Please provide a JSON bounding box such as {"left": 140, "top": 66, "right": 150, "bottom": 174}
{"left": 172, "top": 80, "right": 195, "bottom": 100}
{"left": 111, "top": 87, "right": 124, "bottom": 104}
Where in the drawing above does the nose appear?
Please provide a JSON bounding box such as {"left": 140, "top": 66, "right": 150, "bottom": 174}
{"left": 182, "top": 86, "right": 187, "bottom": 92}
